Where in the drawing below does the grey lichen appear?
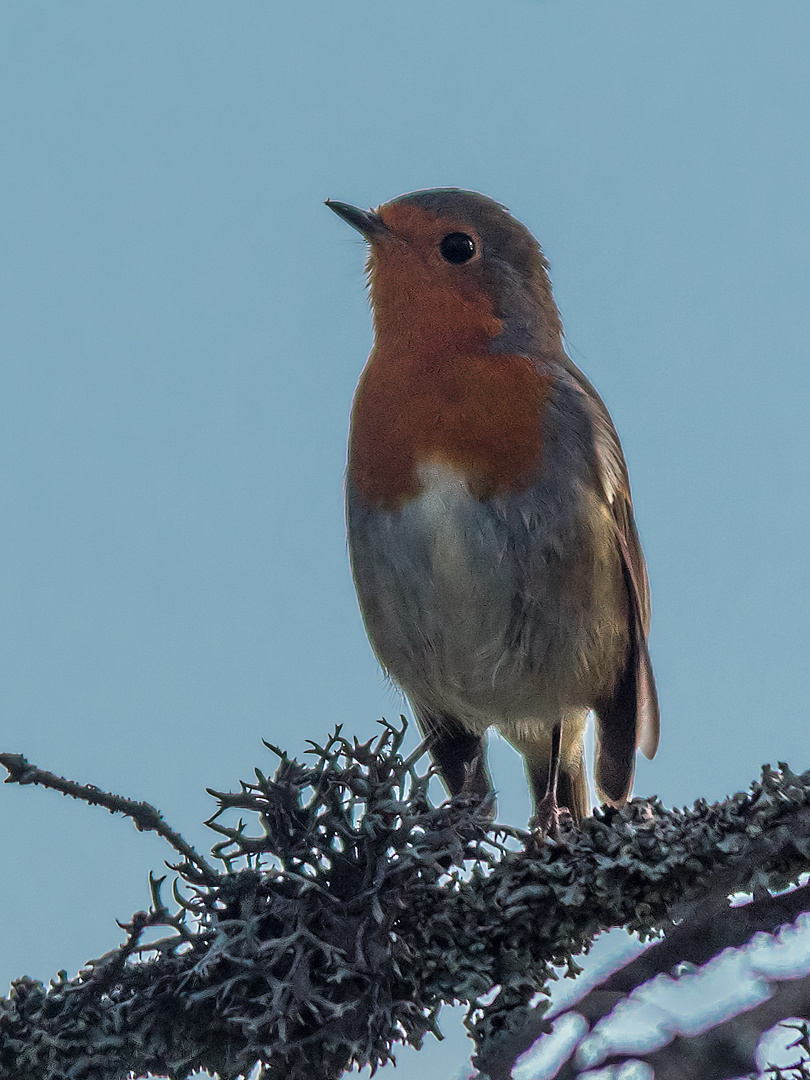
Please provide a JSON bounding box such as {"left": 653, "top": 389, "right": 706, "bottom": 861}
{"left": 0, "top": 721, "right": 809, "bottom": 1080}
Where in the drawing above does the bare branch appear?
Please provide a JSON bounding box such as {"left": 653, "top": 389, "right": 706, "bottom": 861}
{"left": 0, "top": 751, "right": 218, "bottom": 884}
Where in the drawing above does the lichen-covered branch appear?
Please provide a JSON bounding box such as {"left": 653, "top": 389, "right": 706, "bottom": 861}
{"left": 0, "top": 723, "right": 809, "bottom": 1080}
{"left": 597, "top": 973, "right": 810, "bottom": 1080}
{"left": 473, "top": 773, "right": 810, "bottom": 1078}
{"left": 505, "top": 881, "right": 810, "bottom": 1080}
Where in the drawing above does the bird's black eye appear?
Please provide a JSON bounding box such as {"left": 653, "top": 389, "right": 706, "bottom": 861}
{"left": 439, "top": 232, "right": 476, "bottom": 264}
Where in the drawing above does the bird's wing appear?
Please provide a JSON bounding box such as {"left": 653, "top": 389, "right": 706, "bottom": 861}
{"left": 562, "top": 355, "right": 660, "bottom": 768}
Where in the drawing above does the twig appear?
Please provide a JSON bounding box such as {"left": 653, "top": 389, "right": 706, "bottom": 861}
{"left": 0, "top": 752, "right": 218, "bottom": 884}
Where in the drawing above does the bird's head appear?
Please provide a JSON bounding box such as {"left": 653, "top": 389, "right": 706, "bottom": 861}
{"left": 327, "top": 189, "right": 563, "bottom": 359}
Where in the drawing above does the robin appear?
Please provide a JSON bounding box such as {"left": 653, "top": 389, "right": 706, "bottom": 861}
{"left": 327, "top": 189, "right": 659, "bottom": 831}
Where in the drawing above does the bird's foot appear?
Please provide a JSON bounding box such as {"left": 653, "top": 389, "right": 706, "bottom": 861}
{"left": 457, "top": 765, "right": 496, "bottom": 824}
{"left": 530, "top": 795, "right": 574, "bottom": 842}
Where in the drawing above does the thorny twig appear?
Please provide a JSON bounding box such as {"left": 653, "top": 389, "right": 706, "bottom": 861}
{"left": 0, "top": 751, "right": 218, "bottom": 883}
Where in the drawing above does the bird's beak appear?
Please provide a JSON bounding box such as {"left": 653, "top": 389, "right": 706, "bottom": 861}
{"left": 326, "top": 200, "right": 388, "bottom": 242}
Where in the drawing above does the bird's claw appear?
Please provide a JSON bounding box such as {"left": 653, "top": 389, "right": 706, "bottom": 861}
{"left": 530, "top": 796, "right": 574, "bottom": 842}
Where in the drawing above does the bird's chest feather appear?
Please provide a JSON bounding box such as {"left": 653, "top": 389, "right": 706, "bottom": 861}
{"left": 348, "top": 458, "right": 521, "bottom": 704}
{"left": 405, "top": 459, "right": 507, "bottom": 612}
{"left": 347, "top": 350, "right": 553, "bottom": 691}
{"left": 346, "top": 350, "right": 555, "bottom": 685}
{"left": 348, "top": 349, "right": 553, "bottom": 510}
{"left": 345, "top": 345, "right": 561, "bottom": 712}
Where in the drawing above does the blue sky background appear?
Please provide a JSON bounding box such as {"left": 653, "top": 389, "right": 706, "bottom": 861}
{"left": 1, "top": 3, "right": 809, "bottom": 1076}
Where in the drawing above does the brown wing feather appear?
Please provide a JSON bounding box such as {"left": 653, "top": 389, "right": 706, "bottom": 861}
{"left": 562, "top": 357, "right": 660, "bottom": 801}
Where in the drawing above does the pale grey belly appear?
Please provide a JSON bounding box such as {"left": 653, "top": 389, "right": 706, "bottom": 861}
{"left": 347, "top": 463, "right": 628, "bottom": 736}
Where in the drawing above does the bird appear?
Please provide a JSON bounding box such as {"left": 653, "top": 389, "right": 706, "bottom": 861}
{"left": 327, "top": 188, "right": 659, "bottom": 832}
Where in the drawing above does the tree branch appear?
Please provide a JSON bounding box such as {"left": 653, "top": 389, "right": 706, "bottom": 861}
{"left": 1, "top": 729, "right": 810, "bottom": 1080}
{"left": 0, "top": 751, "right": 218, "bottom": 883}
{"left": 601, "top": 970, "right": 810, "bottom": 1080}
{"left": 473, "top": 774, "right": 810, "bottom": 1078}
{"left": 509, "top": 882, "right": 810, "bottom": 1080}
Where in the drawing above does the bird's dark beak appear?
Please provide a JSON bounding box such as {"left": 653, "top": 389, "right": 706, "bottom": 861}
{"left": 326, "top": 200, "right": 388, "bottom": 242}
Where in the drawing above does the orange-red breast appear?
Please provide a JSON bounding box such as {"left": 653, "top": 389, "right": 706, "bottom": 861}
{"left": 327, "top": 189, "right": 659, "bottom": 830}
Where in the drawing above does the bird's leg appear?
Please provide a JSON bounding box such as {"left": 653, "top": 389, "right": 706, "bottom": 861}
{"left": 459, "top": 747, "right": 498, "bottom": 820}
{"left": 425, "top": 720, "right": 495, "bottom": 818}
{"left": 531, "top": 722, "right": 564, "bottom": 837}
